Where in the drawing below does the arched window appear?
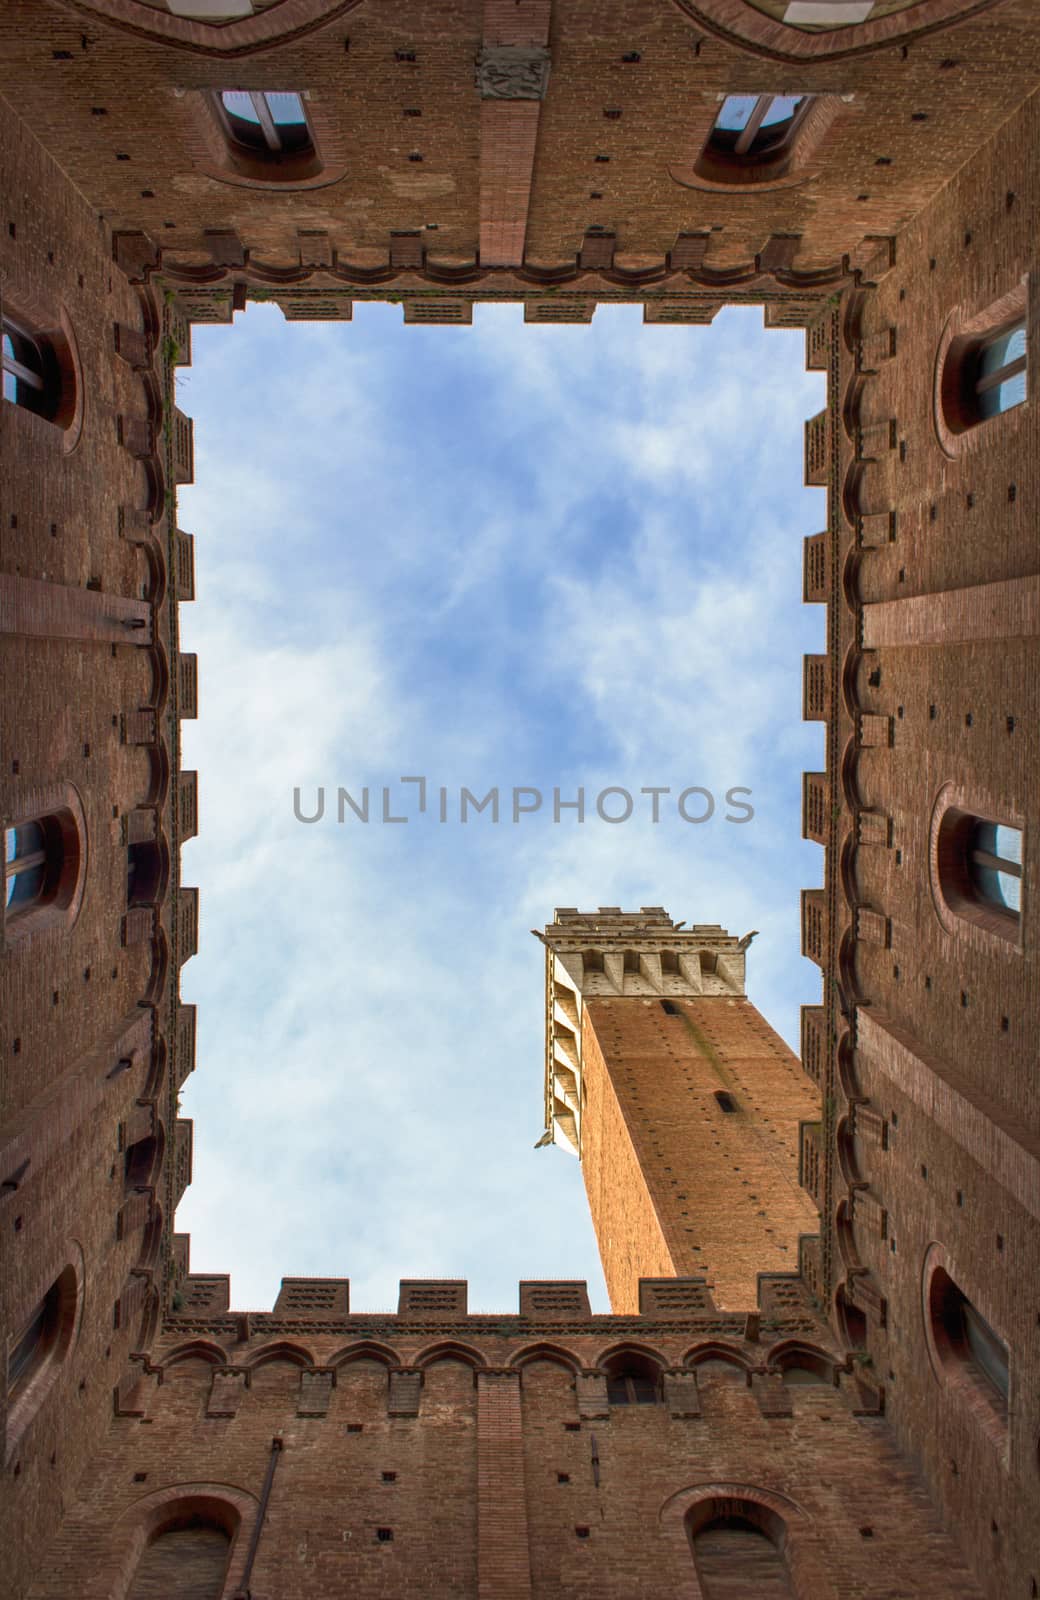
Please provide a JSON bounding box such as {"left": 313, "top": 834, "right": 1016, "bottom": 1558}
{"left": 936, "top": 286, "right": 1029, "bottom": 448}
{"left": 928, "top": 1266, "right": 1009, "bottom": 1425}
{"left": 4, "top": 814, "right": 77, "bottom": 926}
{"left": 213, "top": 90, "right": 316, "bottom": 169}
{"left": 710, "top": 94, "right": 813, "bottom": 161}
{"left": 125, "top": 1134, "right": 160, "bottom": 1192}
{"left": 603, "top": 1352, "right": 661, "bottom": 1405}
{"left": 8, "top": 1281, "right": 64, "bottom": 1400}
{"left": 127, "top": 1515, "right": 231, "bottom": 1600}
{"left": 689, "top": 1501, "right": 795, "bottom": 1598}
{"left": 6, "top": 1264, "right": 79, "bottom": 1443}
{"left": 687, "top": 92, "right": 834, "bottom": 191}
{"left": 127, "top": 839, "right": 164, "bottom": 909}
{"left": 935, "top": 806, "right": 1022, "bottom": 940}
{"left": 2, "top": 314, "right": 61, "bottom": 421}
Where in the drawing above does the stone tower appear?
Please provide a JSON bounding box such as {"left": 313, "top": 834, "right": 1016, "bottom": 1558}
{"left": 541, "top": 908, "right": 820, "bottom": 1312}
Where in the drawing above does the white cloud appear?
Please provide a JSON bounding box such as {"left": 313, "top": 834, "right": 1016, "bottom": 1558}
{"left": 171, "top": 301, "right": 826, "bottom": 1316}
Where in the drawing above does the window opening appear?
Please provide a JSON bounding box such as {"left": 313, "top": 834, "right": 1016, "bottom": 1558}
{"left": 217, "top": 91, "right": 312, "bottom": 156}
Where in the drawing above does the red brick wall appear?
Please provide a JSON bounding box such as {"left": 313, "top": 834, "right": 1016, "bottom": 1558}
{"left": 0, "top": 93, "right": 181, "bottom": 1600}
{"left": 23, "top": 1310, "right": 986, "bottom": 1600}
{"left": 581, "top": 998, "right": 820, "bottom": 1312}
{"left": 1, "top": 1, "right": 1038, "bottom": 309}
{"left": 799, "top": 63, "right": 1040, "bottom": 1600}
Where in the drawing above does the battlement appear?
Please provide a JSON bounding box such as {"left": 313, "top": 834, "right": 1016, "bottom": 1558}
{"left": 169, "top": 1244, "right": 825, "bottom": 1335}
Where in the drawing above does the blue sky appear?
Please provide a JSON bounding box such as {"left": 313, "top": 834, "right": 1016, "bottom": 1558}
{"left": 175, "top": 300, "right": 826, "bottom": 1314}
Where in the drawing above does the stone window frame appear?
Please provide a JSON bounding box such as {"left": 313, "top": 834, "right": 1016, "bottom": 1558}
{"left": 928, "top": 781, "right": 1025, "bottom": 949}
{"left": 0, "top": 299, "right": 83, "bottom": 453}
{"left": 921, "top": 1242, "right": 1010, "bottom": 1454}
{"left": 1, "top": 783, "right": 88, "bottom": 951}
{"left": 933, "top": 277, "right": 1031, "bottom": 458}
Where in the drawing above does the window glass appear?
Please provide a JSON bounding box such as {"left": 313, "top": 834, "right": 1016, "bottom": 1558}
{"left": 2, "top": 319, "right": 47, "bottom": 409}
{"left": 970, "top": 821, "right": 1022, "bottom": 913}
{"left": 8, "top": 822, "right": 45, "bottom": 860}
{"left": 715, "top": 95, "right": 759, "bottom": 132}
{"left": 2, "top": 330, "right": 17, "bottom": 402}
{"left": 219, "top": 90, "right": 311, "bottom": 155}
{"left": 5, "top": 822, "right": 49, "bottom": 910}
{"left": 264, "top": 91, "right": 305, "bottom": 128}
{"left": 761, "top": 94, "right": 805, "bottom": 126}
{"left": 220, "top": 88, "right": 259, "bottom": 123}
{"left": 976, "top": 322, "right": 1027, "bottom": 418}
{"left": 712, "top": 94, "right": 810, "bottom": 156}
{"left": 7, "top": 862, "right": 45, "bottom": 908}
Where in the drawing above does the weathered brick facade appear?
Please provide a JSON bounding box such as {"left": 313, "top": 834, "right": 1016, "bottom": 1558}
{"left": 1, "top": 2, "right": 1038, "bottom": 1596}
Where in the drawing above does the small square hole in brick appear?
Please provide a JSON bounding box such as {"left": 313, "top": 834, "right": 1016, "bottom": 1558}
{"left": 564, "top": 1422, "right": 581, "bottom": 1432}
{"left": 575, "top": 1526, "right": 590, "bottom": 1539}
{"left": 133, "top": 1471, "right": 147, "bottom": 1482}
{"left": 557, "top": 1472, "right": 570, "bottom": 1484}
{"left": 859, "top": 1526, "right": 874, "bottom": 1539}
{"left": 381, "top": 1471, "right": 397, "bottom": 1482}
{"left": 346, "top": 1423, "right": 363, "bottom": 1434}
{"left": 376, "top": 1528, "right": 393, "bottom": 1543}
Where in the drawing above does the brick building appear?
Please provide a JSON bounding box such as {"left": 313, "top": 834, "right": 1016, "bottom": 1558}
{"left": 1, "top": 1, "right": 1037, "bottom": 1596}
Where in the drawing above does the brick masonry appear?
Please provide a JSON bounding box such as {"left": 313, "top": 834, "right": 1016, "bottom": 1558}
{"left": 1, "top": 1, "right": 1039, "bottom": 1596}
{"left": 580, "top": 996, "right": 820, "bottom": 1313}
